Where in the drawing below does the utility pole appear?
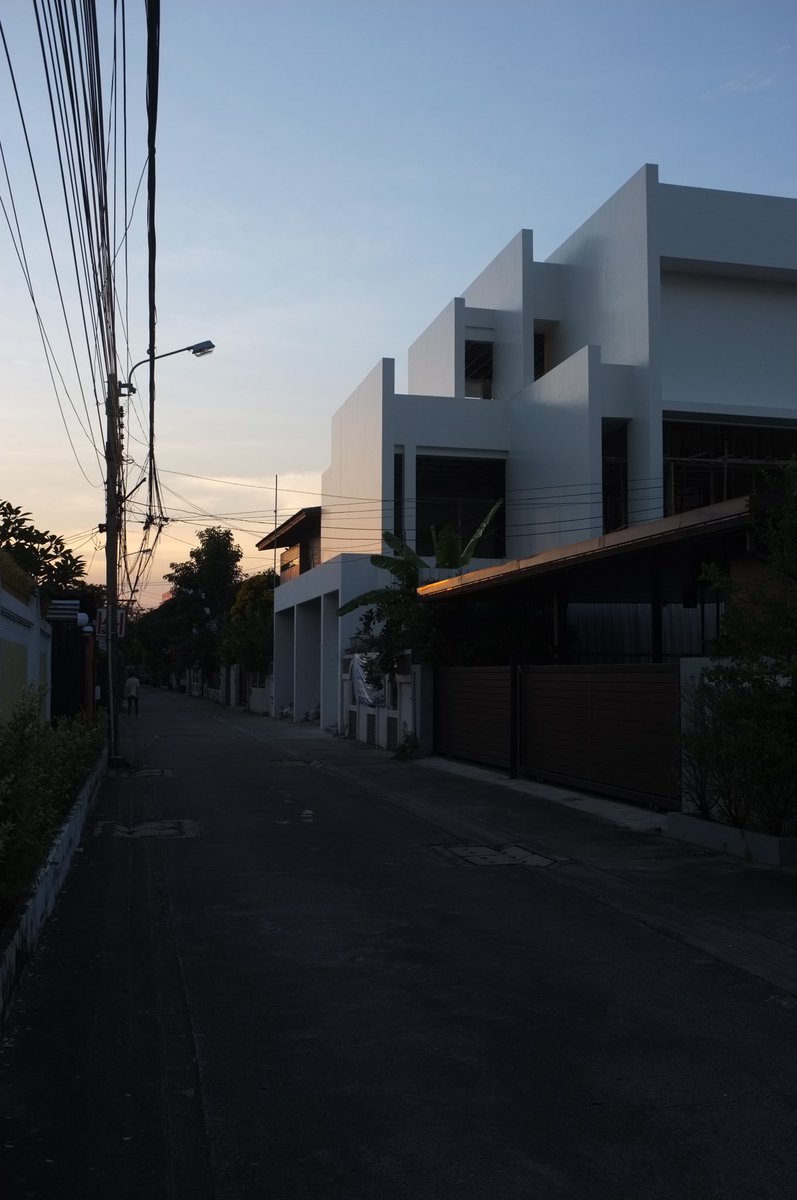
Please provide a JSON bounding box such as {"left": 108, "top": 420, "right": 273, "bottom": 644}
{"left": 105, "top": 372, "right": 120, "bottom": 760}
{"left": 273, "top": 474, "right": 278, "bottom": 578}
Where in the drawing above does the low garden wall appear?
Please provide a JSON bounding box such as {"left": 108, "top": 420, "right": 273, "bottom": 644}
{"left": 0, "top": 749, "right": 107, "bottom": 1031}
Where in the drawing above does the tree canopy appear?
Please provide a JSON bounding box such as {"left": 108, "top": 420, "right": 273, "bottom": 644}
{"left": 164, "top": 526, "right": 244, "bottom": 615}
{"left": 0, "top": 500, "right": 87, "bottom": 589}
{"left": 222, "top": 570, "right": 277, "bottom": 673}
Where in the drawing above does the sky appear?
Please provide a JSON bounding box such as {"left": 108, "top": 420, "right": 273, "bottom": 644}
{"left": 1, "top": 0, "right": 795, "bottom": 608}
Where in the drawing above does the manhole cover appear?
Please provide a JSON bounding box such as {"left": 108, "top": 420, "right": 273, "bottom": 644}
{"left": 95, "top": 819, "right": 199, "bottom": 839}
{"left": 433, "top": 844, "right": 556, "bottom": 867}
{"left": 108, "top": 767, "right": 173, "bottom": 779}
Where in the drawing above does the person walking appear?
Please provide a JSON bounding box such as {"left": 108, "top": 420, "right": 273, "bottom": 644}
{"left": 125, "top": 671, "right": 140, "bottom": 717}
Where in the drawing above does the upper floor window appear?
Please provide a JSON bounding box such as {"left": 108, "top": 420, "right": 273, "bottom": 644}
{"left": 465, "top": 340, "right": 493, "bottom": 399}
{"left": 415, "top": 455, "right": 505, "bottom": 559}
{"left": 663, "top": 419, "right": 797, "bottom": 515}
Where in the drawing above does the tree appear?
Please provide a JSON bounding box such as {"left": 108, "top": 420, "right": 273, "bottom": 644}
{"left": 222, "top": 570, "right": 277, "bottom": 673}
{"left": 127, "top": 593, "right": 197, "bottom": 684}
{"left": 164, "top": 526, "right": 244, "bottom": 616}
{"left": 0, "top": 500, "right": 87, "bottom": 589}
{"left": 134, "top": 527, "right": 244, "bottom": 681}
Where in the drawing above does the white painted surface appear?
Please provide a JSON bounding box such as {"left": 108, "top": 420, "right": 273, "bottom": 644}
{"left": 660, "top": 273, "right": 797, "bottom": 414}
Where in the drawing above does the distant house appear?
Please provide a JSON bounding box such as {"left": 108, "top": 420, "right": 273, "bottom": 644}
{"left": 258, "top": 164, "right": 797, "bottom": 747}
{"left": 255, "top": 508, "right": 321, "bottom": 584}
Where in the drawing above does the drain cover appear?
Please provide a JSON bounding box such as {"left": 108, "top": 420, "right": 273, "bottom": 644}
{"left": 108, "top": 767, "right": 173, "bottom": 779}
{"left": 95, "top": 819, "right": 199, "bottom": 839}
{"left": 433, "top": 844, "right": 555, "bottom": 867}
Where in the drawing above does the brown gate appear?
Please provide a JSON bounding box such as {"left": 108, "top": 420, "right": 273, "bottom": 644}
{"left": 434, "top": 666, "right": 511, "bottom": 769}
{"left": 520, "top": 663, "right": 681, "bottom": 808}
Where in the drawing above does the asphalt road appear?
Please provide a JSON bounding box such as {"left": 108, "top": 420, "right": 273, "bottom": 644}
{"left": 1, "top": 689, "right": 796, "bottom": 1199}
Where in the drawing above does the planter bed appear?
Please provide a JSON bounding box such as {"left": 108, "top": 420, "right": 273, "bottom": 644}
{"left": 667, "top": 811, "right": 797, "bottom": 867}
{"left": 0, "top": 749, "right": 107, "bottom": 1031}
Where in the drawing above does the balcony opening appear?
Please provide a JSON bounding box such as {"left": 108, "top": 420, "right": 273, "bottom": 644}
{"left": 663, "top": 418, "right": 797, "bottom": 516}
{"left": 415, "top": 455, "right": 505, "bottom": 559}
{"left": 464, "top": 340, "right": 493, "bottom": 399}
{"left": 533, "top": 319, "right": 559, "bottom": 380}
{"left": 602, "top": 419, "right": 628, "bottom": 533}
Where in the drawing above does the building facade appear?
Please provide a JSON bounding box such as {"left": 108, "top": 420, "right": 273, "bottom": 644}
{"left": 263, "top": 164, "right": 797, "bottom": 737}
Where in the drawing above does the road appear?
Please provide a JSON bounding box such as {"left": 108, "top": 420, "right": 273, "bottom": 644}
{"left": 1, "top": 688, "right": 796, "bottom": 1199}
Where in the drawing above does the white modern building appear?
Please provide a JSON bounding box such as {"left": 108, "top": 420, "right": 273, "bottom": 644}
{"left": 259, "top": 163, "right": 797, "bottom": 740}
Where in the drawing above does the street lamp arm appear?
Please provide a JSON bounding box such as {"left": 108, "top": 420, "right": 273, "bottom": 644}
{"left": 123, "top": 340, "right": 215, "bottom": 392}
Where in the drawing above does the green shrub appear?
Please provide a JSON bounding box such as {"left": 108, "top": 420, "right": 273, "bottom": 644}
{"left": 682, "top": 667, "right": 797, "bottom": 837}
{"left": 0, "top": 689, "right": 105, "bottom": 917}
{"left": 682, "top": 471, "right": 797, "bottom": 839}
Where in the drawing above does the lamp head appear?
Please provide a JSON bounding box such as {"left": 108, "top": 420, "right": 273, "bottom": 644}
{"left": 189, "top": 340, "right": 215, "bottom": 357}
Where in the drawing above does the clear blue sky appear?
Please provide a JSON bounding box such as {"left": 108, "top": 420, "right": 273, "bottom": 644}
{"left": 1, "top": 0, "right": 795, "bottom": 605}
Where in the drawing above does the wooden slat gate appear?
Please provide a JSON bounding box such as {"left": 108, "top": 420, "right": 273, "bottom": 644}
{"left": 434, "top": 666, "right": 511, "bottom": 769}
{"left": 520, "top": 663, "right": 681, "bottom": 809}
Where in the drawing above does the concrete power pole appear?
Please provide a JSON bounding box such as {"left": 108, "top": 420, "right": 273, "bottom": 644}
{"left": 105, "top": 372, "right": 120, "bottom": 760}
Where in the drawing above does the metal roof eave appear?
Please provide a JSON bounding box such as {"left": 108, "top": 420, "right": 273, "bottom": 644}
{"left": 417, "top": 496, "right": 751, "bottom": 601}
{"left": 256, "top": 506, "right": 321, "bottom": 552}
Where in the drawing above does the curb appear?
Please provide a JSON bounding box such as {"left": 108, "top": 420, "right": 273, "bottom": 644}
{"left": 667, "top": 811, "right": 797, "bottom": 867}
{"left": 0, "top": 749, "right": 108, "bottom": 1033}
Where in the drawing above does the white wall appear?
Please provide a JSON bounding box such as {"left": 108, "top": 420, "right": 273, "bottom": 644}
{"left": 295, "top": 600, "right": 321, "bottom": 718}
{"left": 407, "top": 298, "right": 463, "bottom": 397}
{"left": 546, "top": 164, "right": 655, "bottom": 376}
{"left": 659, "top": 272, "right": 797, "bottom": 415}
{"left": 656, "top": 183, "right": 797, "bottom": 274}
{"left": 321, "top": 358, "right": 393, "bottom": 562}
{"left": 272, "top": 608, "right": 294, "bottom": 714}
{"left": 508, "top": 345, "right": 604, "bottom": 556}
{"left": 463, "top": 229, "right": 534, "bottom": 398}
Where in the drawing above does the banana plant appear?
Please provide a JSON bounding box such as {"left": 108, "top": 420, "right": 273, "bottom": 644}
{"left": 337, "top": 530, "right": 428, "bottom": 616}
{"left": 337, "top": 500, "right": 503, "bottom": 616}
{"left": 431, "top": 498, "right": 503, "bottom": 570}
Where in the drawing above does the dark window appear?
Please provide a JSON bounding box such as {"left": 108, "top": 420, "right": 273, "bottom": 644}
{"left": 415, "top": 455, "right": 505, "bottom": 558}
{"left": 663, "top": 420, "right": 797, "bottom": 515}
{"left": 465, "top": 340, "right": 493, "bottom": 399}
{"left": 602, "top": 419, "right": 628, "bottom": 533}
{"left": 533, "top": 332, "right": 547, "bottom": 380}
{"left": 393, "top": 450, "right": 404, "bottom": 540}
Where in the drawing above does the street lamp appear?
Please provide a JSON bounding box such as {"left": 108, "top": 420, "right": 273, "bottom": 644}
{"left": 105, "top": 338, "right": 215, "bottom": 760}
{"left": 120, "top": 339, "right": 215, "bottom": 394}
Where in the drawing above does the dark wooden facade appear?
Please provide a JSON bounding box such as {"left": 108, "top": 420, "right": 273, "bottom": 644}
{"left": 434, "top": 662, "right": 682, "bottom": 809}
{"left": 520, "top": 663, "right": 681, "bottom": 808}
{"left": 434, "top": 666, "right": 512, "bottom": 770}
